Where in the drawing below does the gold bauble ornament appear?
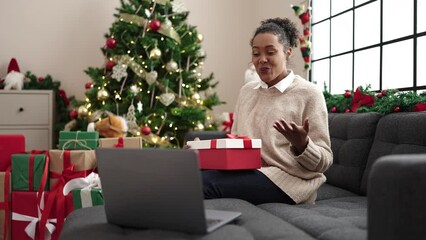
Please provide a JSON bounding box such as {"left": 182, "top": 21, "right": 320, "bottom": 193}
{"left": 77, "top": 105, "right": 88, "bottom": 117}
{"left": 196, "top": 33, "right": 203, "bottom": 43}
{"left": 97, "top": 88, "right": 110, "bottom": 101}
{"left": 149, "top": 47, "right": 162, "bottom": 59}
{"left": 166, "top": 60, "right": 178, "bottom": 72}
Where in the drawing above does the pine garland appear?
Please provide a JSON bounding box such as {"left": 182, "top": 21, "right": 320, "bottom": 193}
{"left": 323, "top": 84, "right": 426, "bottom": 114}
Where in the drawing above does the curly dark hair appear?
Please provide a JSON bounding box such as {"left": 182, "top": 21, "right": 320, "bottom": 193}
{"left": 250, "top": 17, "right": 300, "bottom": 50}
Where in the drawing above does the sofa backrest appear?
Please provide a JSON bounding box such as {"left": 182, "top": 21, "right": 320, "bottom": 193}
{"left": 326, "top": 112, "right": 382, "bottom": 195}
{"left": 360, "top": 112, "right": 426, "bottom": 195}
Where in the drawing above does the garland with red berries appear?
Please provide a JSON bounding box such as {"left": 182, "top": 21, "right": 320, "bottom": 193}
{"left": 323, "top": 85, "right": 426, "bottom": 114}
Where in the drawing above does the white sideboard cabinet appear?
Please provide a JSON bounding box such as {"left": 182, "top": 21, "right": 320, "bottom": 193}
{"left": 0, "top": 90, "right": 54, "bottom": 151}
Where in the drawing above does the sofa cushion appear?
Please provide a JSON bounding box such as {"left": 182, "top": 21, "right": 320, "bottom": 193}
{"left": 60, "top": 198, "right": 315, "bottom": 240}
{"left": 326, "top": 113, "right": 382, "bottom": 195}
{"left": 259, "top": 196, "right": 367, "bottom": 240}
{"left": 316, "top": 183, "right": 357, "bottom": 201}
{"left": 360, "top": 112, "right": 426, "bottom": 194}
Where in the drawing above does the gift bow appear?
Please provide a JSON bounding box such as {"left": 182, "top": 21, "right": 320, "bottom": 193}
{"left": 63, "top": 172, "right": 101, "bottom": 196}
{"left": 113, "top": 137, "right": 124, "bottom": 148}
{"left": 209, "top": 134, "right": 253, "bottom": 149}
{"left": 222, "top": 112, "right": 234, "bottom": 133}
{"left": 12, "top": 193, "right": 57, "bottom": 240}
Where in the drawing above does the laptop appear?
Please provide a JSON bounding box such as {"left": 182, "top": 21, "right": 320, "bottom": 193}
{"left": 96, "top": 148, "right": 241, "bottom": 234}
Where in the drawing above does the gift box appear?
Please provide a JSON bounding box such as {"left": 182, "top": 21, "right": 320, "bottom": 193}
{"left": 98, "top": 137, "right": 142, "bottom": 149}
{"left": 0, "top": 135, "right": 25, "bottom": 171}
{"left": 0, "top": 171, "right": 11, "bottom": 240}
{"left": 187, "top": 138, "right": 262, "bottom": 170}
{"left": 58, "top": 131, "right": 99, "bottom": 150}
{"left": 49, "top": 150, "right": 96, "bottom": 188}
{"left": 11, "top": 154, "right": 48, "bottom": 191}
{"left": 63, "top": 172, "right": 103, "bottom": 211}
{"left": 11, "top": 191, "right": 62, "bottom": 240}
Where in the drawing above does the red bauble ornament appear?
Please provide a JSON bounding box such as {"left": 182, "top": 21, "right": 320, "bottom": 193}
{"left": 393, "top": 106, "right": 401, "bottom": 112}
{"left": 345, "top": 109, "right": 351, "bottom": 113}
{"left": 38, "top": 77, "right": 44, "bottom": 82}
{"left": 344, "top": 91, "right": 352, "bottom": 98}
{"left": 381, "top": 89, "right": 387, "bottom": 96}
{"left": 376, "top": 92, "right": 383, "bottom": 98}
{"left": 303, "top": 29, "right": 310, "bottom": 36}
{"left": 106, "top": 38, "right": 117, "bottom": 49}
{"left": 331, "top": 107, "right": 337, "bottom": 113}
{"left": 149, "top": 19, "right": 161, "bottom": 31}
{"left": 69, "top": 110, "right": 78, "bottom": 119}
{"left": 303, "top": 56, "right": 310, "bottom": 63}
{"left": 299, "top": 11, "right": 310, "bottom": 25}
{"left": 105, "top": 60, "right": 116, "bottom": 70}
{"left": 85, "top": 82, "right": 93, "bottom": 90}
{"left": 141, "top": 126, "right": 151, "bottom": 135}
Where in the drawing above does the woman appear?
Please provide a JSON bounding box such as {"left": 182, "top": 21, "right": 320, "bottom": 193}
{"left": 202, "top": 17, "right": 333, "bottom": 205}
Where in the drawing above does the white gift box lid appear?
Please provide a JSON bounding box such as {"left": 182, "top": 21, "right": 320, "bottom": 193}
{"left": 187, "top": 138, "right": 261, "bottom": 149}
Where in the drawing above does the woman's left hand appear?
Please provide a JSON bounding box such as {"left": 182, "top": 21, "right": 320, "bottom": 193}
{"left": 273, "top": 117, "right": 309, "bottom": 154}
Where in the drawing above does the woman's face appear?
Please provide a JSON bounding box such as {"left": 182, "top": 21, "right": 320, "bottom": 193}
{"left": 251, "top": 33, "right": 290, "bottom": 87}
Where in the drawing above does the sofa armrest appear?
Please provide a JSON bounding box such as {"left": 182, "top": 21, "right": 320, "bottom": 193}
{"left": 368, "top": 154, "right": 426, "bottom": 240}
{"left": 185, "top": 131, "right": 227, "bottom": 141}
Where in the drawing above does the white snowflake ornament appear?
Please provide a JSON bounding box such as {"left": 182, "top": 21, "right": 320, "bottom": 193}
{"left": 112, "top": 64, "right": 128, "bottom": 82}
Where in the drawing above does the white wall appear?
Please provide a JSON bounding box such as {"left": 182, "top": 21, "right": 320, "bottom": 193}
{"left": 0, "top": 0, "right": 307, "bottom": 115}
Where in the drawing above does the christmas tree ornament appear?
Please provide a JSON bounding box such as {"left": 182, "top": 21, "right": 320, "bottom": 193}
{"left": 196, "top": 33, "right": 204, "bottom": 43}
{"left": 111, "top": 64, "right": 128, "bottom": 82}
{"left": 38, "top": 77, "right": 45, "bottom": 82}
{"left": 130, "top": 84, "right": 140, "bottom": 94}
{"left": 149, "top": 19, "right": 161, "bottom": 31}
{"left": 145, "top": 70, "right": 158, "bottom": 85}
{"left": 159, "top": 93, "right": 175, "bottom": 106}
{"left": 77, "top": 105, "right": 88, "bottom": 117}
{"left": 192, "top": 92, "right": 201, "bottom": 100}
{"left": 166, "top": 60, "right": 178, "bottom": 72}
{"left": 69, "top": 110, "right": 78, "bottom": 119}
{"left": 126, "top": 104, "right": 140, "bottom": 136}
{"left": 141, "top": 125, "right": 152, "bottom": 135}
{"left": 137, "top": 101, "right": 143, "bottom": 112}
{"left": 196, "top": 49, "right": 205, "bottom": 57}
{"left": 149, "top": 47, "right": 162, "bottom": 59}
{"left": 105, "top": 60, "right": 116, "bottom": 70}
{"left": 85, "top": 82, "right": 93, "bottom": 90}
{"left": 97, "top": 88, "right": 110, "bottom": 101}
{"left": 172, "top": 0, "right": 188, "bottom": 13}
{"left": 344, "top": 91, "right": 352, "bottom": 98}
{"left": 106, "top": 38, "right": 117, "bottom": 49}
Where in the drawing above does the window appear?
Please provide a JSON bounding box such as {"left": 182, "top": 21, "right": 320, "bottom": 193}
{"left": 311, "top": 0, "right": 426, "bottom": 94}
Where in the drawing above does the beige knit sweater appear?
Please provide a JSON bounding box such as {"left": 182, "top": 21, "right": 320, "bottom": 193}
{"left": 231, "top": 75, "right": 333, "bottom": 204}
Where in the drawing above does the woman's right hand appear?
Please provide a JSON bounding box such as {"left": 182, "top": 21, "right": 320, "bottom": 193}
{"left": 183, "top": 137, "right": 200, "bottom": 149}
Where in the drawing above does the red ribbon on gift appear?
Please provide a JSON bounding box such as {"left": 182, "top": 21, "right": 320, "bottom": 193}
{"left": 209, "top": 134, "right": 253, "bottom": 149}
{"left": 0, "top": 166, "right": 11, "bottom": 240}
{"left": 39, "top": 150, "right": 93, "bottom": 240}
{"left": 114, "top": 137, "right": 124, "bottom": 148}
{"left": 29, "top": 150, "right": 50, "bottom": 209}
{"left": 222, "top": 112, "right": 234, "bottom": 133}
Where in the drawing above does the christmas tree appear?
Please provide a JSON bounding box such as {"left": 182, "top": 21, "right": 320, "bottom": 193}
{"left": 71, "top": 0, "right": 223, "bottom": 148}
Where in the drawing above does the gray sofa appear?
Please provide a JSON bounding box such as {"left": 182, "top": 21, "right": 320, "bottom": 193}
{"left": 59, "top": 112, "right": 426, "bottom": 240}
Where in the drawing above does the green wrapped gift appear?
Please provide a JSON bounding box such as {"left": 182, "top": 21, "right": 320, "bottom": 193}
{"left": 59, "top": 131, "right": 99, "bottom": 150}
{"left": 12, "top": 153, "right": 49, "bottom": 191}
{"left": 71, "top": 188, "right": 103, "bottom": 210}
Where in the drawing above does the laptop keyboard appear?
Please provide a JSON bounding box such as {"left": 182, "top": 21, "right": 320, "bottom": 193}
{"left": 206, "top": 218, "right": 222, "bottom": 227}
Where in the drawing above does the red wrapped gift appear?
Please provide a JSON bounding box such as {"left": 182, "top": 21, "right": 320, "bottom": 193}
{"left": 0, "top": 135, "right": 25, "bottom": 171}
{"left": 0, "top": 169, "right": 11, "bottom": 240}
{"left": 187, "top": 136, "right": 262, "bottom": 170}
{"left": 11, "top": 192, "right": 67, "bottom": 240}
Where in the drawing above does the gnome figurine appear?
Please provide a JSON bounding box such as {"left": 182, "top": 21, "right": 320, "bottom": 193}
{"left": 3, "top": 58, "right": 25, "bottom": 90}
